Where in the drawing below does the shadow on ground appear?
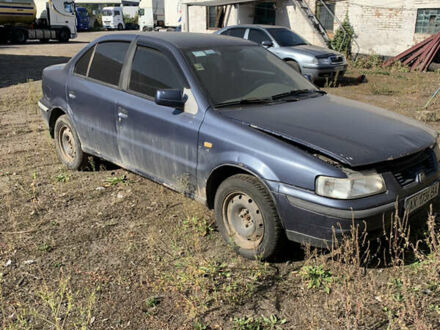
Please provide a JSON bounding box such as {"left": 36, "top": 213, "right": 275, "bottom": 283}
{"left": 0, "top": 54, "right": 71, "bottom": 88}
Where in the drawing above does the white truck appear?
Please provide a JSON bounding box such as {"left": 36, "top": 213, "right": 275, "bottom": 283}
{"left": 138, "top": 0, "right": 163, "bottom": 31}
{"left": 138, "top": 0, "right": 181, "bottom": 31}
{"left": 101, "top": 6, "right": 125, "bottom": 30}
{"left": 0, "top": 0, "right": 77, "bottom": 43}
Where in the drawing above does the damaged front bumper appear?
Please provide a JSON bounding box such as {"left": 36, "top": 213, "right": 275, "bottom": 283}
{"left": 273, "top": 174, "right": 440, "bottom": 248}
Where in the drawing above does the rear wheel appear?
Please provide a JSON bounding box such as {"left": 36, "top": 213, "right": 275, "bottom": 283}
{"left": 214, "top": 174, "right": 285, "bottom": 260}
{"left": 54, "top": 115, "right": 87, "bottom": 170}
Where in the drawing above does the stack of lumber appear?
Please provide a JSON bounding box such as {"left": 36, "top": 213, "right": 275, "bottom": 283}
{"left": 384, "top": 32, "right": 440, "bottom": 71}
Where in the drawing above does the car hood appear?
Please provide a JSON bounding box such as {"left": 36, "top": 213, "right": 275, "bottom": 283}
{"left": 218, "top": 95, "right": 437, "bottom": 167}
{"left": 283, "top": 44, "right": 339, "bottom": 57}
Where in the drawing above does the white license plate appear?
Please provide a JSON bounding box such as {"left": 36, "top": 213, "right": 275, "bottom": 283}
{"left": 404, "top": 182, "right": 439, "bottom": 213}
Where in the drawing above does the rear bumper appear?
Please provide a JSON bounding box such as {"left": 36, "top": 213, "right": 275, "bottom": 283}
{"left": 274, "top": 178, "right": 440, "bottom": 248}
{"left": 38, "top": 99, "right": 50, "bottom": 128}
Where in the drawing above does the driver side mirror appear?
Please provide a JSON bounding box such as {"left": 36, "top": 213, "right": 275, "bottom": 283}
{"left": 261, "top": 40, "right": 273, "bottom": 48}
{"left": 155, "top": 89, "right": 187, "bottom": 110}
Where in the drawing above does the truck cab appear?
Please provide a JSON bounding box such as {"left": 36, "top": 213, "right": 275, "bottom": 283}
{"left": 75, "top": 7, "right": 89, "bottom": 31}
{"left": 101, "top": 7, "right": 125, "bottom": 30}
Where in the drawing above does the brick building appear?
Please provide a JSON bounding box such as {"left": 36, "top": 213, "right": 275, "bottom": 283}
{"left": 181, "top": 0, "right": 440, "bottom": 56}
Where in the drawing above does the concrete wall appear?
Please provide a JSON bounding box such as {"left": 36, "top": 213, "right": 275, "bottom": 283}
{"left": 183, "top": 0, "right": 440, "bottom": 55}
{"left": 275, "top": 0, "right": 327, "bottom": 46}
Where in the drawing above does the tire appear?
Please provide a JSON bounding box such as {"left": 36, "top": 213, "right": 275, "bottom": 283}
{"left": 54, "top": 115, "right": 87, "bottom": 170}
{"left": 13, "top": 29, "right": 27, "bottom": 44}
{"left": 118, "top": 23, "right": 123, "bottom": 30}
{"left": 286, "top": 60, "right": 301, "bottom": 73}
{"left": 214, "top": 174, "right": 285, "bottom": 260}
{"left": 57, "top": 29, "right": 70, "bottom": 42}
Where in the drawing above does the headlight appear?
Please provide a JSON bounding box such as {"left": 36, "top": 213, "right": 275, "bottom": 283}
{"left": 317, "top": 57, "right": 331, "bottom": 65}
{"left": 315, "top": 173, "right": 386, "bottom": 199}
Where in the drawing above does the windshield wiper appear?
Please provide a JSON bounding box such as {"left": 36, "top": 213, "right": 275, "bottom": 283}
{"left": 271, "top": 89, "right": 326, "bottom": 101}
{"left": 214, "top": 98, "right": 273, "bottom": 108}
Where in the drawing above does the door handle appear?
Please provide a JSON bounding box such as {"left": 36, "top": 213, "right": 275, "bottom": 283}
{"left": 117, "top": 108, "right": 128, "bottom": 122}
{"left": 68, "top": 91, "right": 76, "bottom": 99}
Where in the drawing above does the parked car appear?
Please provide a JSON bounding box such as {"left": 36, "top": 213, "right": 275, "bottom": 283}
{"left": 39, "top": 33, "right": 439, "bottom": 260}
{"left": 101, "top": 7, "right": 125, "bottom": 30}
{"left": 216, "top": 25, "right": 347, "bottom": 83}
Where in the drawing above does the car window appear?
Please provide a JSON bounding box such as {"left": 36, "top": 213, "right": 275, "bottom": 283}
{"left": 88, "top": 41, "right": 130, "bottom": 86}
{"left": 74, "top": 46, "right": 94, "bottom": 76}
{"left": 266, "top": 28, "right": 308, "bottom": 47}
{"left": 185, "top": 45, "right": 315, "bottom": 105}
{"left": 248, "top": 29, "right": 271, "bottom": 44}
{"left": 114, "top": 10, "right": 120, "bottom": 16}
{"left": 222, "top": 28, "right": 246, "bottom": 38}
{"left": 129, "top": 46, "right": 185, "bottom": 98}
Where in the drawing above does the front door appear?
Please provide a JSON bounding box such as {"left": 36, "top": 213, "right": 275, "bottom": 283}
{"left": 116, "top": 43, "right": 202, "bottom": 194}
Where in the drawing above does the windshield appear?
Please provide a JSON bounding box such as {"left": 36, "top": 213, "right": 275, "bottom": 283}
{"left": 102, "top": 10, "right": 113, "bottom": 16}
{"left": 267, "top": 28, "right": 308, "bottom": 47}
{"left": 77, "top": 9, "right": 88, "bottom": 18}
{"left": 185, "top": 45, "right": 317, "bottom": 106}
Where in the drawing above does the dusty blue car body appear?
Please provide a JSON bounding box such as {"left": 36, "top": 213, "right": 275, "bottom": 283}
{"left": 39, "top": 33, "right": 440, "bottom": 247}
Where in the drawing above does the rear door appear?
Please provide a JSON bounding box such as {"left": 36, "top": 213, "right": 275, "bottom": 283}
{"left": 67, "top": 40, "right": 131, "bottom": 162}
{"left": 116, "top": 41, "right": 202, "bottom": 194}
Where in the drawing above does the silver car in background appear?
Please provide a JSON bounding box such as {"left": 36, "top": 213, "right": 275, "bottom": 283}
{"left": 216, "top": 25, "right": 347, "bottom": 83}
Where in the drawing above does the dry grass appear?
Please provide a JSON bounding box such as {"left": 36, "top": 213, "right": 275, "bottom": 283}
{"left": 1, "top": 67, "right": 440, "bottom": 329}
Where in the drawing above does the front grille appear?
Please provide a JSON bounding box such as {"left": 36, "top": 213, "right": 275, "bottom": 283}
{"left": 330, "top": 56, "right": 344, "bottom": 63}
{"left": 390, "top": 149, "right": 437, "bottom": 187}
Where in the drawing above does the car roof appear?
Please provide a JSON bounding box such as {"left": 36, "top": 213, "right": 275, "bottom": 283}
{"left": 94, "top": 32, "right": 254, "bottom": 49}
{"left": 223, "top": 24, "right": 288, "bottom": 30}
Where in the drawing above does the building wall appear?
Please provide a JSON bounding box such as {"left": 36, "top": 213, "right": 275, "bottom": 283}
{"left": 275, "top": 0, "right": 327, "bottom": 46}
{"left": 183, "top": 0, "right": 440, "bottom": 56}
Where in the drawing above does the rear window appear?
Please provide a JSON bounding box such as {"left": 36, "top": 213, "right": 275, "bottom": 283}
{"left": 74, "top": 46, "right": 94, "bottom": 76}
{"left": 129, "top": 46, "right": 184, "bottom": 98}
{"left": 88, "top": 41, "right": 130, "bottom": 86}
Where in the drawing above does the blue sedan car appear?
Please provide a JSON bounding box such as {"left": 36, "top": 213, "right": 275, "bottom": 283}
{"left": 39, "top": 33, "right": 439, "bottom": 260}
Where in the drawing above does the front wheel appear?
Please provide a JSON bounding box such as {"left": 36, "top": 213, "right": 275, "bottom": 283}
{"left": 13, "top": 29, "right": 27, "bottom": 44}
{"left": 54, "top": 115, "right": 87, "bottom": 170}
{"left": 285, "top": 60, "right": 301, "bottom": 73}
{"left": 118, "top": 23, "right": 123, "bottom": 30}
{"left": 57, "top": 29, "right": 70, "bottom": 42}
{"left": 214, "top": 174, "right": 285, "bottom": 260}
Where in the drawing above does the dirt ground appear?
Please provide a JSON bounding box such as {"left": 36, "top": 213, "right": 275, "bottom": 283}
{"left": 1, "top": 32, "right": 440, "bottom": 329}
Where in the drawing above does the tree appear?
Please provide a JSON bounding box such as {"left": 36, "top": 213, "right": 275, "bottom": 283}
{"left": 330, "top": 15, "right": 355, "bottom": 56}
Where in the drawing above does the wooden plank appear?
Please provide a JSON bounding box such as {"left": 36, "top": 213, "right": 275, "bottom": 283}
{"left": 402, "top": 38, "right": 437, "bottom": 65}
{"left": 420, "top": 37, "right": 440, "bottom": 71}
{"left": 383, "top": 33, "right": 437, "bottom": 67}
{"left": 412, "top": 34, "right": 440, "bottom": 71}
